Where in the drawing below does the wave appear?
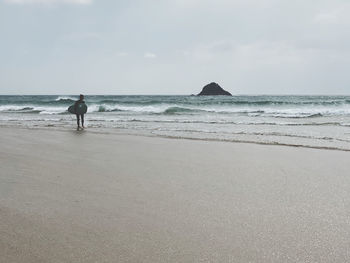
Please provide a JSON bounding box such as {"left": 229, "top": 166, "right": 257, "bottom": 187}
{"left": 0, "top": 105, "right": 69, "bottom": 114}
{"left": 55, "top": 96, "right": 76, "bottom": 102}
{"left": 271, "top": 113, "right": 324, "bottom": 118}
{"left": 154, "top": 128, "right": 340, "bottom": 142}
{"left": 1, "top": 95, "right": 350, "bottom": 119}
{"left": 163, "top": 107, "right": 200, "bottom": 114}
{"left": 7, "top": 108, "right": 42, "bottom": 114}
{"left": 7, "top": 107, "right": 35, "bottom": 112}
{"left": 0, "top": 97, "right": 76, "bottom": 106}
{"left": 99, "top": 99, "right": 164, "bottom": 105}
{"left": 100, "top": 118, "right": 350, "bottom": 128}
{"left": 77, "top": 96, "right": 350, "bottom": 107}
{"left": 92, "top": 98, "right": 350, "bottom": 107}
{"left": 97, "top": 105, "right": 122, "bottom": 112}
{"left": 0, "top": 106, "right": 40, "bottom": 113}
{"left": 2, "top": 95, "right": 350, "bottom": 107}
{"left": 2, "top": 103, "right": 350, "bottom": 118}
{"left": 154, "top": 134, "right": 350, "bottom": 152}
{"left": 87, "top": 104, "right": 334, "bottom": 117}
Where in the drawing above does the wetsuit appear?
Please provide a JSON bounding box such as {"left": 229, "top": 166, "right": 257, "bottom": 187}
{"left": 74, "top": 99, "right": 85, "bottom": 127}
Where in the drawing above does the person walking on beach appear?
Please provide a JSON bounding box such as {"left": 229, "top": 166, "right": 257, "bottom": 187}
{"left": 74, "top": 94, "right": 86, "bottom": 131}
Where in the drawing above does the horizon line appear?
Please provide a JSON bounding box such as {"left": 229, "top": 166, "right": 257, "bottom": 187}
{"left": 1, "top": 94, "right": 350, "bottom": 96}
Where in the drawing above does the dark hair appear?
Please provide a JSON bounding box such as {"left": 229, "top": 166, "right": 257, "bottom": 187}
{"left": 80, "top": 94, "right": 84, "bottom": 99}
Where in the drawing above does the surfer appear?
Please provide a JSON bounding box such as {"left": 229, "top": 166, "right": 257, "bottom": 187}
{"left": 74, "top": 94, "right": 86, "bottom": 130}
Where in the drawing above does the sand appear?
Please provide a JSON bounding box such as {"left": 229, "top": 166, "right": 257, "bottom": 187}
{"left": 1, "top": 127, "right": 350, "bottom": 262}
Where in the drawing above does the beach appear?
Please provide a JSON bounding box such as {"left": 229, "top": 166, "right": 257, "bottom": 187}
{"left": 1, "top": 126, "right": 350, "bottom": 262}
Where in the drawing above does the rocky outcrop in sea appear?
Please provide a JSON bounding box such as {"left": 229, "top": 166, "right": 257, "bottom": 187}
{"left": 197, "top": 82, "right": 232, "bottom": 96}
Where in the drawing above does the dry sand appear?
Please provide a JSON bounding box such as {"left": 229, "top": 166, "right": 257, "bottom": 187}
{"left": 1, "top": 127, "right": 350, "bottom": 262}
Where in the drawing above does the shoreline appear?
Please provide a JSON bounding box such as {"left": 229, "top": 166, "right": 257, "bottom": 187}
{"left": 1, "top": 124, "right": 350, "bottom": 152}
{"left": 2, "top": 94, "right": 350, "bottom": 152}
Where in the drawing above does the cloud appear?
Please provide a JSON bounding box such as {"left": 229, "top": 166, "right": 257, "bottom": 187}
{"left": 62, "top": 32, "right": 100, "bottom": 41}
{"left": 4, "top": 0, "right": 92, "bottom": 4}
{"left": 144, "top": 52, "right": 157, "bottom": 59}
{"left": 313, "top": 3, "right": 350, "bottom": 25}
{"left": 187, "top": 40, "right": 312, "bottom": 70}
{"left": 2, "top": 0, "right": 350, "bottom": 94}
{"left": 116, "top": 52, "right": 128, "bottom": 57}
{"left": 313, "top": 12, "right": 339, "bottom": 25}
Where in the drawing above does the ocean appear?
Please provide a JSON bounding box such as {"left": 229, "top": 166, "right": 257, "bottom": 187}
{"left": 1, "top": 95, "right": 350, "bottom": 151}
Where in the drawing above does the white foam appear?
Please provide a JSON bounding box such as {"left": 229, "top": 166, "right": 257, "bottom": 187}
{"left": 55, "top": 96, "right": 77, "bottom": 101}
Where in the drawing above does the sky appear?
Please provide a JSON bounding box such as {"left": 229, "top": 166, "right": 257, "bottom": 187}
{"left": 0, "top": 0, "right": 350, "bottom": 95}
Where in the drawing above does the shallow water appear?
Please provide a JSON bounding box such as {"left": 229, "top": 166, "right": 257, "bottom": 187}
{"left": 1, "top": 95, "right": 350, "bottom": 150}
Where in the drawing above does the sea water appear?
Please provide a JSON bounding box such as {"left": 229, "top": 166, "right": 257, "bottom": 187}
{"left": 1, "top": 95, "right": 350, "bottom": 150}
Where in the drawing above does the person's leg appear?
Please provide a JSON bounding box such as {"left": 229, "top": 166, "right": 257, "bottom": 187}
{"left": 76, "top": 114, "right": 80, "bottom": 130}
{"left": 81, "top": 114, "right": 84, "bottom": 128}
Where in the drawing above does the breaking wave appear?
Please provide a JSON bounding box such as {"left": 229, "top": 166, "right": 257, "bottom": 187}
{"left": 55, "top": 96, "right": 76, "bottom": 102}
{"left": 2, "top": 95, "right": 350, "bottom": 151}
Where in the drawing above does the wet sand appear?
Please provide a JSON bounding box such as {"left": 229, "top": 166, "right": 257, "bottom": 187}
{"left": 1, "top": 127, "right": 350, "bottom": 262}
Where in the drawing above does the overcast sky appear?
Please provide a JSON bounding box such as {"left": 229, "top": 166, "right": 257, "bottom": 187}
{"left": 1, "top": 0, "right": 350, "bottom": 95}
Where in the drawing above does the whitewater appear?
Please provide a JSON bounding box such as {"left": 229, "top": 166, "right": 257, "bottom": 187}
{"left": 1, "top": 95, "right": 350, "bottom": 151}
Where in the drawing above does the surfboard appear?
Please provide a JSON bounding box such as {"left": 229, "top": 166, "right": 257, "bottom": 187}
{"left": 68, "top": 103, "right": 87, "bottom": 114}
